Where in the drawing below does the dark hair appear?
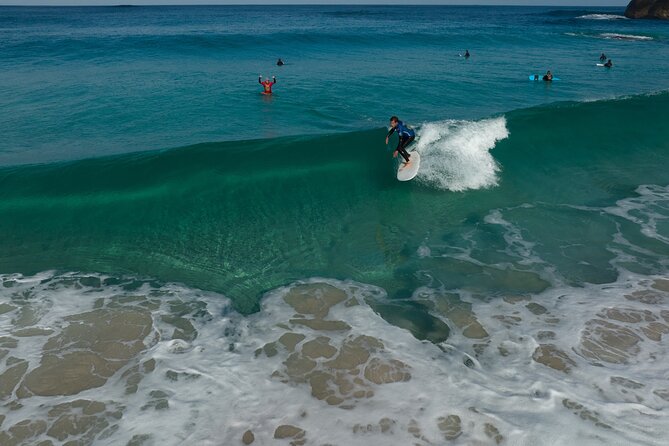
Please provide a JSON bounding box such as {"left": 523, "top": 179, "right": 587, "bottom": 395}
{"left": 390, "top": 116, "right": 399, "bottom": 123}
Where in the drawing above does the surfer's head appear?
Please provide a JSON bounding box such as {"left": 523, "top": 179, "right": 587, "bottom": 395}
{"left": 390, "top": 116, "right": 399, "bottom": 127}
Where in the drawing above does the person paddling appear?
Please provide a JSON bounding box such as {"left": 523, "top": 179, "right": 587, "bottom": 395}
{"left": 385, "top": 116, "right": 415, "bottom": 164}
{"left": 259, "top": 75, "right": 276, "bottom": 95}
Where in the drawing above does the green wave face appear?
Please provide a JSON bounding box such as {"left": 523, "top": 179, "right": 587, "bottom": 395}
{"left": 1, "top": 92, "right": 669, "bottom": 313}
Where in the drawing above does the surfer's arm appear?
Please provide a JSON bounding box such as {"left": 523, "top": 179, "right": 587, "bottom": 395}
{"left": 272, "top": 76, "right": 276, "bottom": 85}
{"left": 258, "top": 76, "right": 262, "bottom": 85}
{"left": 385, "top": 127, "right": 396, "bottom": 145}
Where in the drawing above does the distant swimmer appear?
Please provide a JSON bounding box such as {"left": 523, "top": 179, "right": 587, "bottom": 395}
{"left": 604, "top": 59, "right": 613, "bottom": 68}
{"left": 600, "top": 53, "right": 607, "bottom": 62}
{"left": 277, "top": 58, "right": 284, "bottom": 66}
{"left": 464, "top": 49, "right": 470, "bottom": 58}
{"left": 543, "top": 70, "right": 553, "bottom": 81}
{"left": 259, "top": 75, "right": 276, "bottom": 95}
{"left": 386, "top": 116, "right": 415, "bottom": 164}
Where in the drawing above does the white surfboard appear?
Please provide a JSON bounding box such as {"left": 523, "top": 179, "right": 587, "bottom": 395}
{"left": 397, "top": 151, "right": 421, "bottom": 182}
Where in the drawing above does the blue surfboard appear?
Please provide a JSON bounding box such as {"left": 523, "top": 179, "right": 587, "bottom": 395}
{"left": 529, "top": 75, "right": 561, "bottom": 81}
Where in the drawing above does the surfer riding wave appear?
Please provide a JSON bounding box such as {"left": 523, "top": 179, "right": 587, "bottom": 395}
{"left": 386, "top": 116, "right": 415, "bottom": 164}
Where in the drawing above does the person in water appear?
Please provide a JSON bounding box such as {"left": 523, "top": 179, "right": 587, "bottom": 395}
{"left": 259, "top": 75, "right": 276, "bottom": 95}
{"left": 543, "top": 70, "right": 553, "bottom": 82}
{"left": 277, "top": 58, "right": 284, "bottom": 66}
{"left": 604, "top": 59, "right": 613, "bottom": 68}
{"left": 386, "top": 116, "right": 415, "bottom": 164}
{"left": 600, "top": 53, "right": 607, "bottom": 62}
{"left": 464, "top": 50, "right": 470, "bottom": 58}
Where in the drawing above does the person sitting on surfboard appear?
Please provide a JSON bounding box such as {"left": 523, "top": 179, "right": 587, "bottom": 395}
{"left": 604, "top": 59, "right": 613, "bottom": 68}
{"left": 600, "top": 53, "right": 607, "bottom": 62}
{"left": 464, "top": 50, "right": 470, "bottom": 58}
{"left": 277, "top": 58, "right": 284, "bottom": 66}
{"left": 543, "top": 70, "right": 553, "bottom": 82}
{"left": 386, "top": 116, "right": 415, "bottom": 164}
{"left": 259, "top": 75, "right": 276, "bottom": 95}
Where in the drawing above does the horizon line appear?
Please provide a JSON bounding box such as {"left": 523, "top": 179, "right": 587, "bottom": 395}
{"left": 0, "top": 3, "right": 628, "bottom": 6}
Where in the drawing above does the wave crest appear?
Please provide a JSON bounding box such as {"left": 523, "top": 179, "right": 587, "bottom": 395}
{"left": 600, "top": 33, "right": 654, "bottom": 41}
{"left": 415, "top": 117, "right": 508, "bottom": 192}
{"left": 577, "top": 13, "right": 627, "bottom": 20}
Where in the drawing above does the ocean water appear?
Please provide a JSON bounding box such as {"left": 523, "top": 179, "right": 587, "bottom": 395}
{"left": 1, "top": 5, "right": 669, "bottom": 446}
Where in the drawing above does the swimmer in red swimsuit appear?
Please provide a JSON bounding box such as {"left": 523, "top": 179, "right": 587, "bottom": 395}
{"left": 259, "top": 75, "right": 276, "bottom": 95}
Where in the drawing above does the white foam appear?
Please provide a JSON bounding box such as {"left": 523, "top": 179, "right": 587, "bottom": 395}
{"left": 577, "top": 13, "right": 627, "bottom": 20}
{"left": 483, "top": 205, "right": 544, "bottom": 265}
{"left": 565, "top": 32, "right": 654, "bottom": 42}
{"left": 603, "top": 184, "right": 669, "bottom": 245}
{"left": 599, "top": 33, "right": 654, "bottom": 41}
{"left": 414, "top": 117, "right": 508, "bottom": 192}
{"left": 2, "top": 268, "right": 668, "bottom": 446}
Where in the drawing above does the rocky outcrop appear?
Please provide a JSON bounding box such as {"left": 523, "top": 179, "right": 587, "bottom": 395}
{"left": 625, "top": 0, "right": 669, "bottom": 19}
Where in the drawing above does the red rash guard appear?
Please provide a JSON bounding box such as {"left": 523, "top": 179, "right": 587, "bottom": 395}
{"left": 259, "top": 77, "right": 276, "bottom": 94}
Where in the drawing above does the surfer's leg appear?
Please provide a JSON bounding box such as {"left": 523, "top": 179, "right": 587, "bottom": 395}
{"left": 397, "top": 136, "right": 414, "bottom": 163}
{"left": 397, "top": 138, "right": 413, "bottom": 163}
{"left": 397, "top": 144, "right": 410, "bottom": 163}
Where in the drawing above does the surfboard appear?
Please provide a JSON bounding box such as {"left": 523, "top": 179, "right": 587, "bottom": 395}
{"left": 397, "top": 151, "right": 421, "bottom": 182}
{"left": 529, "top": 75, "right": 561, "bottom": 81}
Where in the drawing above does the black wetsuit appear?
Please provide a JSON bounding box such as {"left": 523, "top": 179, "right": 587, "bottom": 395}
{"left": 387, "top": 121, "right": 415, "bottom": 163}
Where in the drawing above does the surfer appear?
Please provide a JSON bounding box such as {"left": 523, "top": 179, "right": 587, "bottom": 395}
{"left": 259, "top": 75, "right": 276, "bottom": 95}
{"left": 277, "top": 58, "right": 284, "bottom": 66}
{"left": 599, "top": 53, "right": 607, "bottom": 62}
{"left": 543, "top": 70, "right": 553, "bottom": 82}
{"left": 386, "top": 116, "right": 415, "bottom": 164}
{"left": 464, "top": 49, "right": 470, "bottom": 58}
{"left": 604, "top": 59, "right": 613, "bottom": 68}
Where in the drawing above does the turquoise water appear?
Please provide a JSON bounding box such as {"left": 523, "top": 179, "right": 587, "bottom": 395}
{"left": 2, "top": 92, "right": 669, "bottom": 314}
{"left": 1, "top": 5, "right": 669, "bottom": 164}
{"left": 1, "top": 6, "right": 669, "bottom": 446}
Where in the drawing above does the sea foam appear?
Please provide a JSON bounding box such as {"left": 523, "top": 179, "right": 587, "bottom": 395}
{"left": 2, "top": 266, "right": 669, "bottom": 445}
{"left": 599, "top": 33, "right": 654, "bottom": 41}
{"left": 577, "top": 13, "right": 627, "bottom": 20}
{"left": 414, "top": 117, "right": 508, "bottom": 192}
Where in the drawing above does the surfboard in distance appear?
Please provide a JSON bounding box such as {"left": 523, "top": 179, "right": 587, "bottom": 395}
{"left": 397, "top": 151, "right": 421, "bottom": 182}
{"left": 529, "top": 75, "right": 561, "bottom": 81}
